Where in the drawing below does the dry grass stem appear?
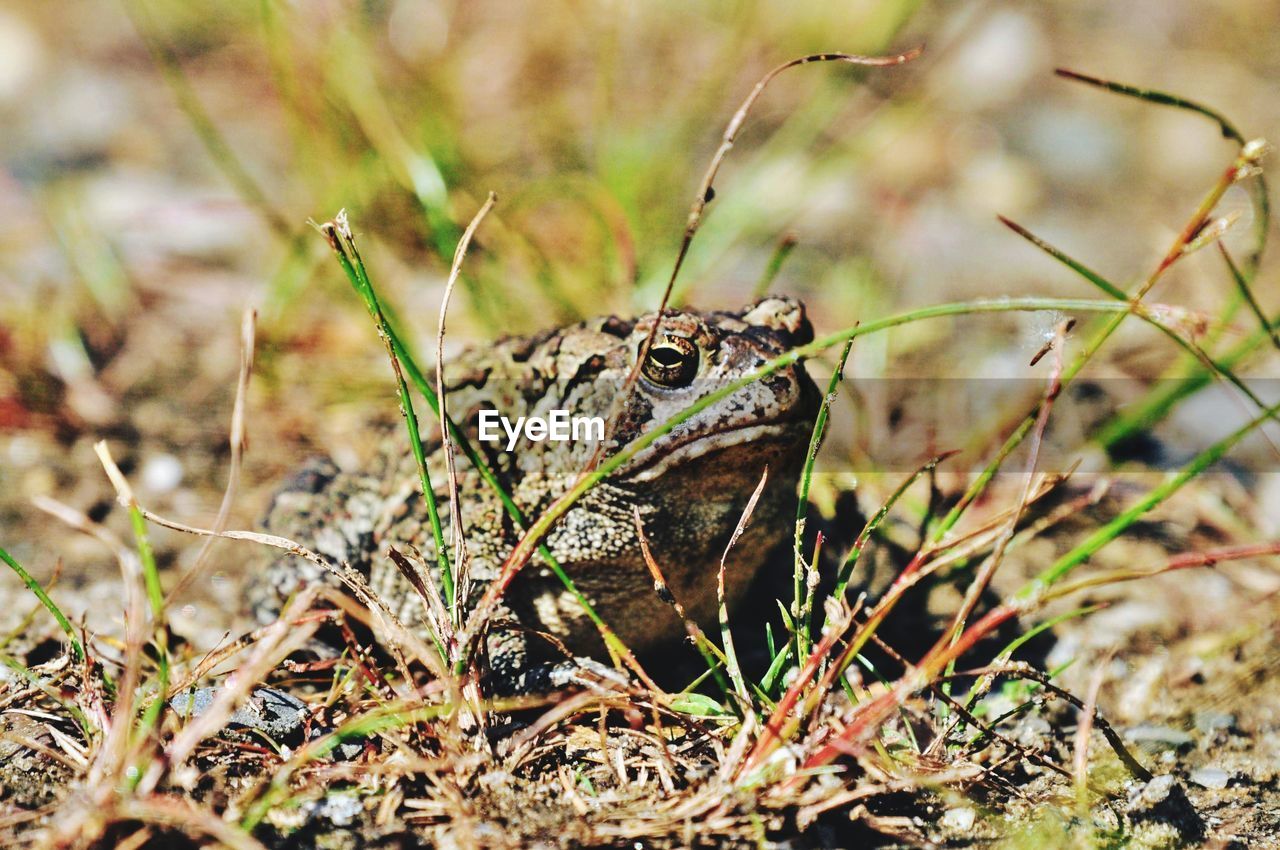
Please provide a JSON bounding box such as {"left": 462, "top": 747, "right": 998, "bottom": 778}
{"left": 166, "top": 306, "right": 257, "bottom": 605}
{"left": 436, "top": 192, "right": 498, "bottom": 597}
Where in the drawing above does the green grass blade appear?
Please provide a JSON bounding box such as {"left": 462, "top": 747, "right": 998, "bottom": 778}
{"left": 127, "top": 498, "right": 171, "bottom": 758}
{"left": 1000, "top": 216, "right": 1280, "bottom": 433}
{"left": 1024, "top": 392, "right": 1280, "bottom": 594}
{"left": 1054, "top": 71, "right": 1271, "bottom": 451}
{"left": 753, "top": 234, "right": 798, "bottom": 298}
{"left": 96, "top": 442, "right": 172, "bottom": 786}
{"left": 1219, "top": 244, "right": 1280, "bottom": 352}
{"left": 127, "top": 504, "right": 164, "bottom": 622}
{"left": 794, "top": 339, "right": 853, "bottom": 659}
{"left": 0, "top": 545, "right": 84, "bottom": 662}
{"left": 760, "top": 635, "right": 792, "bottom": 696}
{"left": 998, "top": 216, "right": 1127, "bottom": 300}
{"left": 834, "top": 452, "right": 956, "bottom": 602}
{"left": 318, "top": 214, "right": 456, "bottom": 608}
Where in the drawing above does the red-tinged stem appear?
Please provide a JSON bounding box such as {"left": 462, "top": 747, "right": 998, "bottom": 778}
{"left": 1164, "top": 540, "right": 1280, "bottom": 570}
{"left": 797, "top": 603, "right": 1020, "bottom": 772}
{"left": 737, "top": 613, "right": 849, "bottom": 779}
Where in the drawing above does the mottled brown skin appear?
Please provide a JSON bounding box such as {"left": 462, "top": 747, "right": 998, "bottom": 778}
{"left": 254, "top": 297, "right": 819, "bottom": 692}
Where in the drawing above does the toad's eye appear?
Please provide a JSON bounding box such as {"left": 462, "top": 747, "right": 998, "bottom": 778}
{"left": 641, "top": 335, "right": 699, "bottom": 388}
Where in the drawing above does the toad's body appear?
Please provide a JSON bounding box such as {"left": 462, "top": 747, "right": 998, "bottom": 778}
{"left": 254, "top": 297, "right": 818, "bottom": 690}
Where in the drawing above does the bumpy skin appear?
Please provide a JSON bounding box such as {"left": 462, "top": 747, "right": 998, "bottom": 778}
{"left": 253, "top": 297, "right": 819, "bottom": 692}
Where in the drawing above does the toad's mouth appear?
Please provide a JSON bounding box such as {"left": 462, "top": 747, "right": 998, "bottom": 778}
{"left": 619, "top": 417, "right": 813, "bottom": 483}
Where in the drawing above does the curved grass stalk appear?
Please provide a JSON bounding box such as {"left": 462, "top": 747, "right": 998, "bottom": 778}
{"left": 1055, "top": 69, "right": 1269, "bottom": 274}
{"left": 435, "top": 193, "right": 498, "bottom": 619}
{"left": 934, "top": 136, "right": 1268, "bottom": 545}
{"left": 959, "top": 604, "right": 1102, "bottom": 712}
{"left": 1051, "top": 70, "right": 1271, "bottom": 451}
{"left": 459, "top": 297, "right": 1138, "bottom": 656}
{"left": 999, "top": 217, "right": 1280, "bottom": 458}
{"left": 614, "top": 48, "right": 921, "bottom": 498}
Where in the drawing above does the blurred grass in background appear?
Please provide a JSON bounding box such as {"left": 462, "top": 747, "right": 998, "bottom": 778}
{"left": 4, "top": 0, "right": 1277, "bottom": 362}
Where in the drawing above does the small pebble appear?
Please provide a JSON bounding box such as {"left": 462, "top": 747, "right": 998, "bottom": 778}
{"left": 1193, "top": 712, "right": 1236, "bottom": 734}
{"left": 311, "top": 791, "right": 363, "bottom": 827}
{"left": 170, "top": 686, "right": 308, "bottom": 741}
{"left": 941, "top": 806, "right": 976, "bottom": 832}
{"left": 142, "top": 453, "right": 184, "bottom": 494}
{"left": 169, "top": 686, "right": 366, "bottom": 760}
{"left": 5, "top": 436, "right": 41, "bottom": 467}
{"left": 0, "top": 10, "right": 42, "bottom": 105}
{"left": 1123, "top": 723, "right": 1195, "bottom": 752}
{"left": 1189, "top": 768, "right": 1231, "bottom": 790}
{"left": 1129, "top": 774, "right": 1177, "bottom": 807}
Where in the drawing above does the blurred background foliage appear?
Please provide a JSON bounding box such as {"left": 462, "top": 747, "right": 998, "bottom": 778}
{"left": 0, "top": 0, "right": 1277, "bottom": 637}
